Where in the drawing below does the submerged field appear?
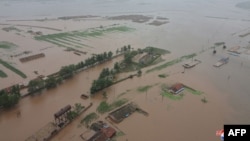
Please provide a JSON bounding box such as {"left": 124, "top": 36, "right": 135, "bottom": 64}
{"left": 0, "top": 41, "right": 17, "bottom": 49}
{"left": 0, "top": 0, "right": 250, "bottom": 141}
{"left": 35, "top": 26, "right": 134, "bottom": 49}
{"left": 0, "top": 59, "right": 26, "bottom": 78}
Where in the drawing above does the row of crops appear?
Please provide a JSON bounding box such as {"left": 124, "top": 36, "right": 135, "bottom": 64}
{"left": 35, "top": 26, "right": 134, "bottom": 49}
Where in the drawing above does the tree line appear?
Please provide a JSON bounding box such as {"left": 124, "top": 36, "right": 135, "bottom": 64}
{"left": 0, "top": 50, "right": 116, "bottom": 109}
{"left": 27, "top": 51, "right": 114, "bottom": 94}
{"left": 0, "top": 85, "right": 20, "bottom": 108}
{"left": 0, "top": 45, "right": 133, "bottom": 108}
{"left": 90, "top": 68, "right": 116, "bottom": 94}
{"left": 90, "top": 45, "right": 145, "bottom": 95}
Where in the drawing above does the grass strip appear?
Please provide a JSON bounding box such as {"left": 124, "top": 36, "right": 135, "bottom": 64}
{"left": 158, "top": 74, "right": 168, "bottom": 78}
{"left": 184, "top": 85, "right": 203, "bottom": 95}
{"left": 161, "top": 90, "right": 184, "bottom": 100}
{"left": 146, "top": 53, "right": 196, "bottom": 73}
{"left": 143, "top": 46, "right": 171, "bottom": 55}
{"left": 43, "top": 39, "right": 71, "bottom": 48}
{"left": 60, "top": 37, "right": 90, "bottom": 48}
{"left": 0, "top": 59, "right": 27, "bottom": 78}
{"left": 81, "top": 112, "right": 99, "bottom": 126}
{"left": 0, "top": 70, "right": 8, "bottom": 78}
{"left": 137, "top": 85, "right": 153, "bottom": 92}
{"left": 96, "top": 98, "right": 128, "bottom": 114}
{"left": 0, "top": 41, "right": 17, "bottom": 49}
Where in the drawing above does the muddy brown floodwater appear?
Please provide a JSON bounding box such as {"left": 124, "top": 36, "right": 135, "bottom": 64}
{"left": 1, "top": 0, "right": 250, "bottom": 141}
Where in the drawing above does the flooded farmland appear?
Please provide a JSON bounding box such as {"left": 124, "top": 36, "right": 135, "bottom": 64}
{"left": 0, "top": 0, "right": 250, "bottom": 141}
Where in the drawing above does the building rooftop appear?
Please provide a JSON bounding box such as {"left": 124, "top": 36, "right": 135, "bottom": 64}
{"left": 101, "top": 127, "right": 116, "bottom": 138}
{"left": 170, "top": 83, "right": 184, "bottom": 94}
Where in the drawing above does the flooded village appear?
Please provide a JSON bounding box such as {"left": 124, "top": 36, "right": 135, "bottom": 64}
{"left": 1, "top": 0, "right": 250, "bottom": 141}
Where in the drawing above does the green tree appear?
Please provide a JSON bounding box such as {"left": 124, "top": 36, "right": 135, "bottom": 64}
{"left": 99, "top": 68, "right": 110, "bottom": 79}
{"left": 90, "top": 55, "right": 96, "bottom": 64}
{"left": 0, "top": 91, "right": 20, "bottom": 108}
{"left": 28, "top": 79, "right": 45, "bottom": 93}
{"left": 80, "top": 61, "right": 85, "bottom": 68}
{"left": 123, "top": 46, "right": 127, "bottom": 52}
{"left": 74, "top": 103, "right": 83, "bottom": 114}
{"left": 137, "top": 69, "right": 142, "bottom": 76}
{"left": 67, "top": 111, "right": 78, "bottom": 121}
{"left": 138, "top": 48, "right": 143, "bottom": 54}
{"left": 56, "top": 76, "right": 63, "bottom": 84}
{"left": 59, "top": 64, "right": 75, "bottom": 79}
{"left": 45, "top": 76, "right": 57, "bottom": 89}
{"left": 96, "top": 54, "right": 103, "bottom": 63}
{"left": 102, "top": 91, "right": 107, "bottom": 99}
{"left": 128, "top": 44, "right": 131, "bottom": 51}
{"left": 108, "top": 51, "right": 113, "bottom": 59}
{"left": 11, "top": 85, "right": 20, "bottom": 95}
{"left": 85, "top": 58, "right": 91, "bottom": 67}
{"left": 90, "top": 80, "right": 98, "bottom": 94}
{"left": 0, "top": 92, "right": 8, "bottom": 107}
{"left": 114, "top": 62, "right": 120, "bottom": 73}
{"left": 124, "top": 52, "right": 133, "bottom": 64}
{"left": 103, "top": 52, "right": 108, "bottom": 60}
{"left": 116, "top": 48, "right": 119, "bottom": 54}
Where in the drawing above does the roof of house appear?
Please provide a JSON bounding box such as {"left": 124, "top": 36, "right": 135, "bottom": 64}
{"left": 87, "top": 131, "right": 107, "bottom": 141}
{"left": 170, "top": 83, "right": 184, "bottom": 92}
{"left": 101, "top": 127, "right": 116, "bottom": 138}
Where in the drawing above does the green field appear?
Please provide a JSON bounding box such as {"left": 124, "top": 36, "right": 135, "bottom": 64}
{"left": 137, "top": 85, "right": 154, "bottom": 92}
{"left": 0, "top": 59, "right": 27, "bottom": 78}
{"left": 0, "top": 41, "right": 17, "bottom": 49}
{"left": 161, "top": 90, "right": 184, "bottom": 100}
{"left": 81, "top": 112, "right": 99, "bottom": 126}
{"left": 143, "top": 46, "right": 171, "bottom": 55}
{"left": 96, "top": 98, "right": 128, "bottom": 114}
{"left": 0, "top": 70, "right": 7, "bottom": 78}
{"left": 35, "top": 26, "right": 134, "bottom": 48}
{"left": 146, "top": 53, "right": 196, "bottom": 73}
{"left": 158, "top": 74, "right": 168, "bottom": 78}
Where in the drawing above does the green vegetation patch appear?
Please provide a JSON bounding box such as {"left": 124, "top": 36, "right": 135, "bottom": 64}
{"left": 0, "top": 59, "right": 27, "bottom": 78}
{"left": 146, "top": 53, "right": 197, "bottom": 73}
{"left": 121, "top": 47, "right": 169, "bottom": 72}
{"left": 122, "top": 62, "right": 140, "bottom": 72}
{"left": 0, "top": 70, "right": 8, "bottom": 78}
{"left": 110, "top": 131, "right": 125, "bottom": 141}
{"left": 115, "top": 131, "right": 125, "bottom": 137}
{"left": 137, "top": 85, "right": 153, "bottom": 92}
{"left": 143, "top": 46, "right": 170, "bottom": 55}
{"left": 117, "top": 89, "right": 131, "bottom": 98}
{"left": 0, "top": 41, "right": 17, "bottom": 49}
{"left": 180, "top": 53, "right": 197, "bottom": 60}
{"left": 146, "top": 58, "right": 180, "bottom": 73}
{"left": 214, "top": 42, "right": 225, "bottom": 46}
{"left": 35, "top": 26, "right": 134, "bottom": 48}
{"left": 201, "top": 97, "right": 208, "bottom": 103}
{"left": 81, "top": 112, "right": 99, "bottom": 126}
{"left": 184, "top": 85, "right": 203, "bottom": 95}
{"left": 2, "top": 26, "right": 21, "bottom": 32}
{"left": 96, "top": 98, "right": 128, "bottom": 114}
{"left": 158, "top": 74, "right": 168, "bottom": 78}
{"left": 117, "top": 92, "right": 127, "bottom": 98}
{"left": 161, "top": 84, "right": 184, "bottom": 100}
{"left": 161, "top": 90, "right": 184, "bottom": 100}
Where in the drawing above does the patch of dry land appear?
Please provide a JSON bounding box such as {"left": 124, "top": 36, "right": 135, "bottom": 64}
{"left": 0, "top": 4, "right": 250, "bottom": 141}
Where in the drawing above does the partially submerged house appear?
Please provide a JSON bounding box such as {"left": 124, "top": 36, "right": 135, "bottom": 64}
{"left": 25, "top": 122, "right": 58, "bottom": 141}
{"left": 101, "top": 127, "right": 116, "bottom": 139}
{"left": 81, "top": 122, "right": 116, "bottom": 141}
{"left": 108, "top": 103, "right": 137, "bottom": 123}
{"left": 169, "top": 83, "right": 185, "bottom": 94}
{"left": 213, "top": 57, "right": 229, "bottom": 67}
